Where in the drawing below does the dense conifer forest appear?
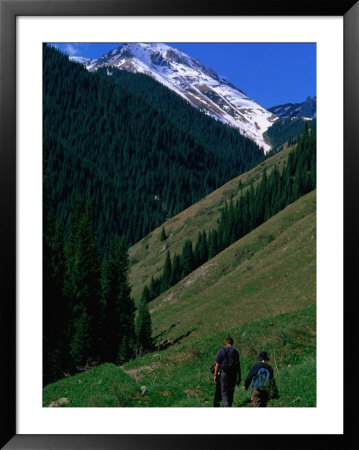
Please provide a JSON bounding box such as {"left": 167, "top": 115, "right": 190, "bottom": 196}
{"left": 264, "top": 117, "right": 314, "bottom": 153}
{"left": 43, "top": 45, "right": 265, "bottom": 251}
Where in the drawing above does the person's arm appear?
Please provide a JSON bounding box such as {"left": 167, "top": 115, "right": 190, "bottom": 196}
{"left": 214, "top": 348, "right": 224, "bottom": 383}
{"left": 213, "top": 362, "right": 219, "bottom": 383}
{"left": 244, "top": 364, "right": 257, "bottom": 390}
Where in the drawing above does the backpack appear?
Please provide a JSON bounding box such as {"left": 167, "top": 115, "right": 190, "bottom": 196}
{"left": 253, "top": 367, "right": 271, "bottom": 389}
{"left": 220, "top": 347, "right": 237, "bottom": 374}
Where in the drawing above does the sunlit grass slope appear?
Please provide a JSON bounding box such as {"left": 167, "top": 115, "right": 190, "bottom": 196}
{"left": 128, "top": 145, "right": 295, "bottom": 303}
{"left": 149, "top": 190, "right": 316, "bottom": 349}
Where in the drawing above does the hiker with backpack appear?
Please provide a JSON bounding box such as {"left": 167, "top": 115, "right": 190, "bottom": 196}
{"left": 213, "top": 337, "right": 241, "bottom": 407}
{"left": 244, "top": 351, "right": 278, "bottom": 407}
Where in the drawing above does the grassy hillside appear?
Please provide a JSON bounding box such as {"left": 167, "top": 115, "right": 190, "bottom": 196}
{"left": 149, "top": 189, "right": 316, "bottom": 349}
{"left": 43, "top": 189, "right": 316, "bottom": 408}
{"left": 129, "top": 145, "right": 295, "bottom": 302}
{"left": 43, "top": 304, "right": 316, "bottom": 407}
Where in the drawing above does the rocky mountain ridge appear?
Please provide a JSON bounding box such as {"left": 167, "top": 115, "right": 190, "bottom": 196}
{"left": 71, "top": 43, "right": 278, "bottom": 153}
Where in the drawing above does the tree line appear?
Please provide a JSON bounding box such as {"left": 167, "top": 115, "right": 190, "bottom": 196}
{"left": 141, "top": 122, "right": 316, "bottom": 303}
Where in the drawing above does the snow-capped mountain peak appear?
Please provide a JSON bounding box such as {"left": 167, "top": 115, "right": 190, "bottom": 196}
{"left": 70, "top": 43, "right": 278, "bottom": 153}
{"left": 268, "top": 96, "right": 316, "bottom": 120}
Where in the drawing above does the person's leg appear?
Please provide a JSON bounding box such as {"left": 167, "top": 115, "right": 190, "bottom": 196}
{"left": 228, "top": 383, "right": 235, "bottom": 407}
{"left": 251, "top": 388, "right": 262, "bottom": 407}
{"left": 251, "top": 389, "right": 269, "bottom": 407}
{"left": 221, "top": 373, "right": 234, "bottom": 407}
{"left": 261, "top": 390, "right": 269, "bottom": 407}
{"left": 213, "top": 377, "right": 222, "bottom": 407}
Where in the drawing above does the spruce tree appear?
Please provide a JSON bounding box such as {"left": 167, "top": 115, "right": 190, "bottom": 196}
{"left": 135, "top": 297, "right": 153, "bottom": 355}
{"left": 181, "top": 239, "right": 194, "bottom": 277}
{"left": 160, "top": 227, "right": 167, "bottom": 241}
{"left": 199, "top": 231, "right": 208, "bottom": 264}
{"left": 161, "top": 250, "right": 172, "bottom": 292}
{"left": 141, "top": 285, "right": 152, "bottom": 303}
{"left": 170, "top": 253, "right": 182, "bottom": 286}
{"left": 63, "top": 200, "right": 101, "bottom": 369}
{"left": 102, "top": 236, "right": 135, "bottom": 364}
{"left": 101, "top": 235, "right": 136, "bottom": 364}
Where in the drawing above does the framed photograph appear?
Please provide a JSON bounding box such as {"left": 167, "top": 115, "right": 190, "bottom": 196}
{"left": 1, "top": 0, "right": 357, "bottom": 448}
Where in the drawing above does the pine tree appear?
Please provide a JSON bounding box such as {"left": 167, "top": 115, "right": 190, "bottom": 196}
{"left": 141, "top": 285, "right": 152, "bottom": 303}
{"left": 63, "top": 200, "right": 101, "bottom": 369}
{"left": 208, "top": 229, "right": 219, "bottom": 259}
{"left": 199, "top": 231, "right": 208, "bottom": 264}
{"left": 149, "top": 276, "right": 161, "bottom": 301}
{"left": 135, "top": 297, "right": 153, "bottom": 355}
{"left": 101, "top": 235, "right": 136, "bottom": 364}
{"left": 161, "top": 250, "right": 172, "bottom": 292}
{"left": 181, "top": 239, "right": 194, "bottom": 277}
{"left": 160, "top": 227, "right": 167, "bottom": 241}
{"left": 170, "top": 253, "right": 182, "bottom": 286}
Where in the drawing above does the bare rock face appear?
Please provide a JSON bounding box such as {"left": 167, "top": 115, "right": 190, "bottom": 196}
{"left": 48, "top": 397, "right": 70, "bottom": 407}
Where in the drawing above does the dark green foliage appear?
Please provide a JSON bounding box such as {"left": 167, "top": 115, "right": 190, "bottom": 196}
{"left": 43, "top": 44, "right": 264, "bottom": 251}
{"left": 135, "top": 298, "right": 153, "bottom": 355}
{"left": 161, "top": 251, "right": 172, "bottom": 292}
{"left": 170, "top": 254, "right": 182, "bottom": 286}
{"left": 160, "top": 227, "right": 167, "bottom": 241}
{"left": 149, "top": 276, "right": 161, "bottom": 301}
{"left": 101, "top": 236, "right": 136, "bottom": 365}
{"left": 63, "top": 200, "right": 102, "bottom": 367}
{"left": 141, "top": 285, "right": 152, "bottom": 303}
{"left": 141, "top": 123, "right": 316, "bottom": 303}
{"left": 43, "top": 195, "right": 136, "bottom": 382}
{"left": 264, "top": 117, "right": 315, "bottom": 154}
{"left": 43, "top": 163, "right": 67, "bottom": 382}
{"left": 181, "top": 240, "right": 195, "bottom": 277}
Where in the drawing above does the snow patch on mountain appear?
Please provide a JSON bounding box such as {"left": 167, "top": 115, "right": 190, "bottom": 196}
{"left": 268, "top": 96, "right": 316, "bottom": 119}
{"left": 70, "top": 43, "right": 278, "bottom": 153}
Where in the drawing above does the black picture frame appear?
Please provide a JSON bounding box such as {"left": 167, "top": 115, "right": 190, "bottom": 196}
{"left": 1, "top": 0, "right": 357, "bottom": 448}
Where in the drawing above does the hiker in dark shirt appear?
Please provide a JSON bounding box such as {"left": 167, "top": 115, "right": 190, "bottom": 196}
{"left": 213, "top": 337, "right": 241, "bottom": 407}
{"left": 244, "top": 351, "right": 276, "bottom": 407}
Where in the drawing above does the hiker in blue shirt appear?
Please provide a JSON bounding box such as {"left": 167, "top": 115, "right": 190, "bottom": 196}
{"left": 244, "top": 351, "right": 276, "bottom": 407}
{"left": 213, "top": 337, "right": 241, "bottom": 407}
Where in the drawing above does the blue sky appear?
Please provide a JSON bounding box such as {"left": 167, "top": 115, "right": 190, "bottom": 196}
{"left": 51, "top": 42, "right": 316, "bottom": 108}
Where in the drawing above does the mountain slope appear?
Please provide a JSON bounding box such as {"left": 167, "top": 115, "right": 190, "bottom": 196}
{"left": 268, "top": 96, "right": 316, "bottom": 119}
{"left": 128, "top": 145, "right": 294, "bottom": 301}
{"left": 71, "top": 43, "right": 277, "bottom": 152}
{"left": 44, "top": 44, "right": 265, "bottom": 249}
{"left": 148, "top": 189, "right": 316, "bottom": 348}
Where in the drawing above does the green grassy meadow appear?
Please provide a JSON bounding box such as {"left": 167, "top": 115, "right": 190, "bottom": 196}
{"left": 43, "top": 304, "right": 316, "bottom": 407}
